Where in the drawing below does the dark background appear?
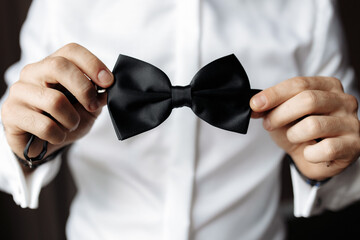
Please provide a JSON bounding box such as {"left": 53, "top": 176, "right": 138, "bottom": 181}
{"left": 0, "top": 1, "right": 359, "bottom": 239}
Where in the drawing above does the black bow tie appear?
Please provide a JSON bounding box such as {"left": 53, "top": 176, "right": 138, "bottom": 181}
{"left": 22, "top": 54, "right": 259, "bottom": 165}
{"left": 107, "top": 54, "right": 260, "bottom": 140}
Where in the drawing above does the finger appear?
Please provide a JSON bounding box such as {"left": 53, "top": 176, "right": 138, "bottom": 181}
{"left": 10, "top": 82, "right": 80, "bottom": 131}
{"left": 51, "top": 43, "right": 113, "bottom": 88}
{"left": 263, "top": 90, "right": 345, "bottom": 130}
{"left": 21, "top": 56, "right": 102, "bottom": 112}
{"left": 6, "top": 105, "right": 67, "bottom": 145}
{"left": 287, "top": 115, "right": 358, "bottom": 143}
{"left": 250, "top": 76, "right": 344, "bottom": 112}
{"left": 251, "top": 111, "right": 266, "bottom": 119}
{"left": 303, "top": 136, "right": 359, "bottom": 163}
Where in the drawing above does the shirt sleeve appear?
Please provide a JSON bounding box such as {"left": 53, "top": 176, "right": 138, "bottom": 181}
{"left": 291, "top": 0, "right": 360, "bottom": 217}
{"left": 0, "top": 0, "right": 61, "bottom": 209}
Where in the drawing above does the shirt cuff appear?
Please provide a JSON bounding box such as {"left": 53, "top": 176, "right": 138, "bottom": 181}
{"left": 0, "top": 126, "right": 61, "bottom": 209}
{"left": 290, "top": 157, "right": 360, "bottom": 218}
{"left": 290, "top": 164, "right": 320, "bottom": 217}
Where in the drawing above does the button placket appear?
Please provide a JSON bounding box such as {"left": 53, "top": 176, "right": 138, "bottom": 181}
{"left": 162, "top": 0, "right": 201, "bottom": 240}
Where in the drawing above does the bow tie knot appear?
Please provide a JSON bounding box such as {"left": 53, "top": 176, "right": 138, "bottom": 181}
{"left": 171, "top": 85, "right": 192, "bottom": 108}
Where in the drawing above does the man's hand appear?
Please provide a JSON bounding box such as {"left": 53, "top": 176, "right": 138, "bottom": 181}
{"left": 1, "top": 43, "right": 114, "bottom": 160}
{"left": 250, "top": 76, "right": 360, "bottom": 181}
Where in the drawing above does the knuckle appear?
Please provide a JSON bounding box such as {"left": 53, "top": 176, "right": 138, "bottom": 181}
{"left": 8, "top": 82, "right": 21, "bottom": 96}
{"left": 1, "top": 101, "right": 12, "bottom": 125}
{"left": 265, "top": 87, "right": 279, "bottom": 103}
{"left": 329, "top": 77, "right": 344, "bottom": 91}
{"left": 47, "top": 90, "right": 68, "bottom": 112}
{"left": 291, "top": 77, "right": 310, "bottom": 91}
{"left": 1, "top": 101, "right": 8, "bottom": 117}
{"left": 301, "top": 90, "right": 318, "bottom": 111}
{"left": 8, "top": 82, "right": 28, "bottom": 101}
{"left": 39, "top": 117, "right": 56, "bottom": 135}
{"left": 47, "top": 56, "right": 70, "bottom": 71}
{"left": 39, "top": 118, "right": 64, "bottom": 144}
{"left": 349, "top": 117, "right": 360, "bottom": 135}
{"left": 19, "top": 64, "right": 33, "bottom": 80}
{"left": 78, "top": 81, "right": 96, "bottom": 102}
{"left": 345, "top": 94, "right": 358, "bottom": 112}
{"left": 85, "top": 55, "right": 101, "bottom": 71}
{"left": 46, "top": 90, "right": 80, "bottom": 129}
{"left": 23, "top": 113, "right": 37, "bottom": 130}
{"left": 304, "top": 116, "right": 322, "bottom": 134}
{"left": 68, "top": 68, "right": 86, "bottom": 88}
{"left": 62, "top": 42, "right": 81, "bottom": 53}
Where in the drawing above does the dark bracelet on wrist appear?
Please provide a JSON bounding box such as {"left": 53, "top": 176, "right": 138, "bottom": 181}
{"left": 286, "top": 154, "right": 332, "bottom": 187}
{"left": 15, "top": 148, "right": 63, "bottom": 169}
{"left": 15, "top": 134, "right": 64, "bottom": 169}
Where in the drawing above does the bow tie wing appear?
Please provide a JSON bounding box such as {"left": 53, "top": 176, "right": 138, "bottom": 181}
{"left": 108, "top": 55, "right": 173, "bottom": 140}
{"left": 190, "top": 54, "right": 258, "bottom": 134}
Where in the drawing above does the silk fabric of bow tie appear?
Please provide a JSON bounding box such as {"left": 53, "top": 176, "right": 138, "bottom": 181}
{"left": 107, "top": 54, "right": 261, "bottom": 140}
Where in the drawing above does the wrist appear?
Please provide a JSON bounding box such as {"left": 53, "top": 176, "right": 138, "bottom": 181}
{"left": 286, "top": 155, "right": 332, "bottom": 187}
{"left": 15, "top": 146, "right": 65, "bottom": 169}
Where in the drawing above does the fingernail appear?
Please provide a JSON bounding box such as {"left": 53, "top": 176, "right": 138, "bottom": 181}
{"left": 70, "top": 126, "right": 78, "bottom": 132}
{"left": 98, "top": 69, "right": 112, "bottom": 84}
{"left": 70, "top": 121, "right": 80, "bottom": 132}
{"left": 252, "top": 94, "right": 267, "bottom": 109}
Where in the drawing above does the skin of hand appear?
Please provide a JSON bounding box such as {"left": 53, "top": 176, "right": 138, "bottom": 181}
{"left": 250, "top": 76, "right": 360, "bottom": 181}
{"left": 1, "top": 43, "right": 114, "bottom": 165}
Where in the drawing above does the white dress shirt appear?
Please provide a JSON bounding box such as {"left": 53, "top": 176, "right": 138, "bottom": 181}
{"left": 1, "top": 0, "right": 360, "bottom": 239}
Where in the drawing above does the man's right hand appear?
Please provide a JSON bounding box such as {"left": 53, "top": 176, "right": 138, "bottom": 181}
{"left": 1, "top": 43, "right": 114, "bottom": 161}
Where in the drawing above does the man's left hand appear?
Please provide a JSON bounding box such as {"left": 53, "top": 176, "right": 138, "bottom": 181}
{"left": 250, "top": 76, "right": 360, "bottom": 181}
